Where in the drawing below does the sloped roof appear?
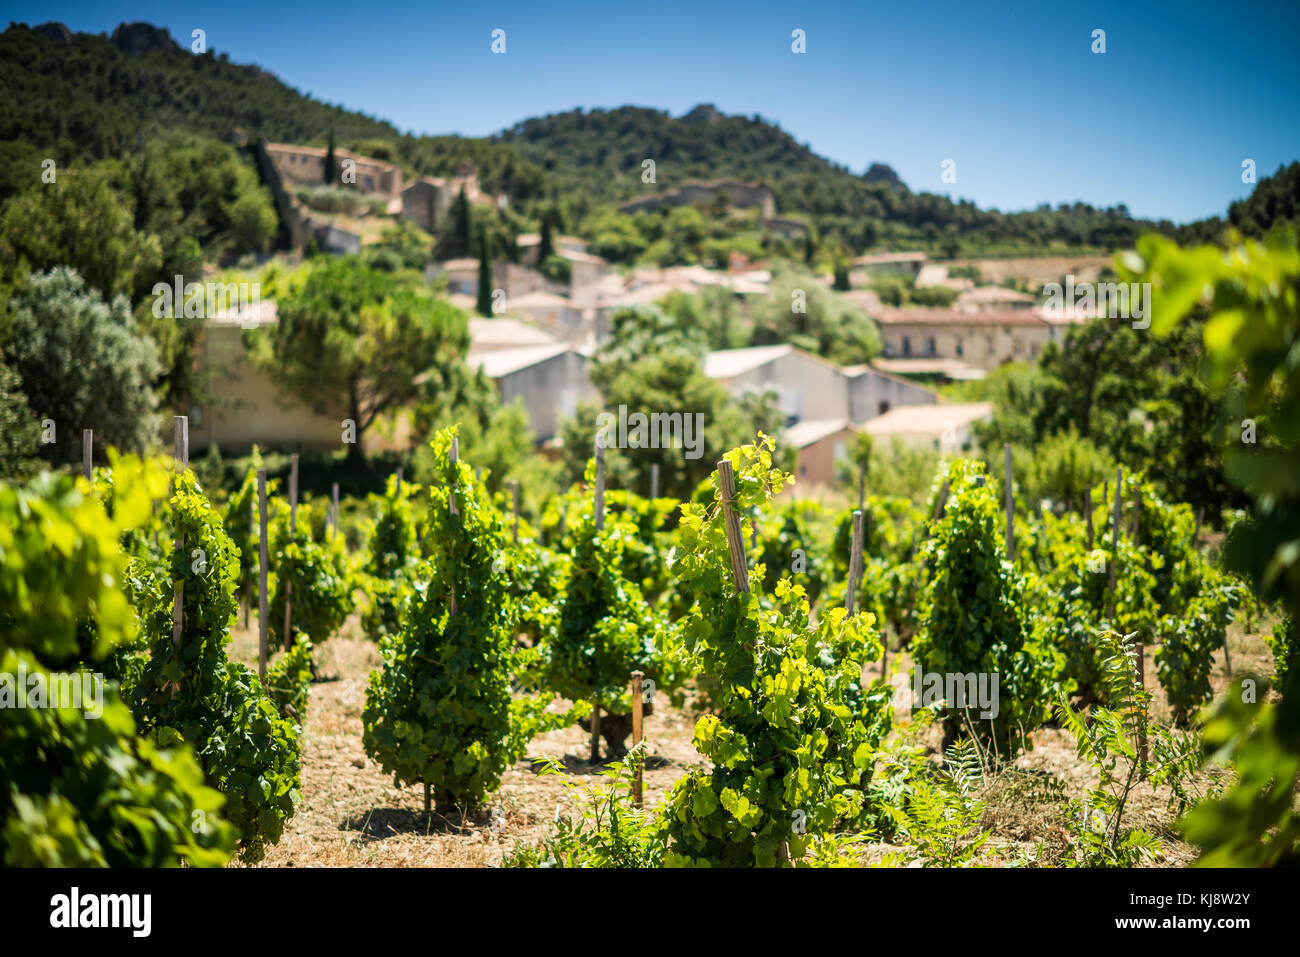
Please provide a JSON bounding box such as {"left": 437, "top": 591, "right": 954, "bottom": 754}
{"left": 861, "top": 402, "right": 993, "bottom": 436}
{"left": 469, "top": 317, "right": 558, "bottom": 350}
{"left": 703, "top": 344, "right": 794, "bottom": 378}
{"left": 784, "top": 418, "right": 853, "bottom": 448}
{"left": 470, "top": 343, "right": 575, "bottom": 377}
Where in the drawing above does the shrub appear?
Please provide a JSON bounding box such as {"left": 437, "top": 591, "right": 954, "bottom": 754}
{"left": 912, "top": 458, "right": 1063, "bottom": 754}
{"left": 124, "top": 470, "right": 301, "bottom": 863}
{"left": 658, "top": 437, "right": 892, "bottom": 866}
{"left": 0, "top": 459, "right": 236, "bottom": 867}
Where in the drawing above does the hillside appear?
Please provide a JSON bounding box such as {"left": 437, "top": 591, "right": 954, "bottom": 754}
{"left": 3, "top": 20, "right": 1295, "bottom": 255}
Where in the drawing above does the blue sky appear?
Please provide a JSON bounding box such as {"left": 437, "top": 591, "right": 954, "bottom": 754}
{"left": 8, "top": 0, "right": 1299, "bottom": 223}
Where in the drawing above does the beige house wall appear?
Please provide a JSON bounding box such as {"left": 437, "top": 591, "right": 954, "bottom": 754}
{"left": 794, "top": 428, "right": 853, "bottom": 487}
{"left": 880, "top": 322, "right": 1053, "bottom": 369}
{"left": 192, "top": 325, "right": 348, "bottom": 453}
{"left": 722, "top": 353, "right": 849, "bottom": 423}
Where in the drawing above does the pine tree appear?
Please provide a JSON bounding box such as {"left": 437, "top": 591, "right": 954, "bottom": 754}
{"left": 452, "top": 187, "right": 472, "bottom": 258}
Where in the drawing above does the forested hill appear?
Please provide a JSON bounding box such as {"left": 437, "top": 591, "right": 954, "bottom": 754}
{"left": 3, "top": 20, "right": 1295, "bottom": 251}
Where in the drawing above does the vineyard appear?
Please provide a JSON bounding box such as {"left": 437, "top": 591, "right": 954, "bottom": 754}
{"left": 3, "top": 234, "right": 1300, "bottom": 871}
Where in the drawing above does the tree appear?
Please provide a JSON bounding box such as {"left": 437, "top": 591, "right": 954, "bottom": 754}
{"left": 477, "top": 232, "right": 494, "bottom": 316}
{"left": 253, "top": 256, "right": 469, "bottom": 462}
{"left": 324, "top": 127, "right": 337, "bottom": 185}
{"left": 538, "top": 207, "right": 556, "bottom": 263}
{"left": 450, "top": 187, "right": 472, "bottom": 259}
{"left": 750, "top": 264, "right": 881, "bottom": 365}
{"left": 0, "top": 360, "right": 39, "bottom": 480}
{"left": 0, "top": 163, "right": 160, "bottom": 302}
{"left": 4, "top": 268, "right": 160, "bottom": 464}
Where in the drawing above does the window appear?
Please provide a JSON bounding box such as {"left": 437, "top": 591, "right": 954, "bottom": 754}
{"left": 926, "top": 336, "right": 936, "bottom": 356}
{"left": 902, "top": 336, "right": 912, "bottom": 357}
{"left": 878, "top": 400, "right": 890, "bottom": 416}
{"left": 956, "top": 338, "right": 964, "bottom": 357}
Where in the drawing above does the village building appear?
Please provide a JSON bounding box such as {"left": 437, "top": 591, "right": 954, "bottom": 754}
{"left": 189, "top": 301, "right": 349, "bottom": 453}
{"left": 619, "top": 179, "right": 777, "bottom": 219}
{"left": 851, "top": 251, "right": 927, "bottom": 282}
{"left": 469, "top": 344, "right": 596, "bottom": 442}
{"left": 873, "top": 308, "right": 1057, "bottom": 369}
{"left": 860, "top": 401, "right": 994, "bottom": 452}
{"left": 784, "top": 418, "right": 857, "bottom": 486}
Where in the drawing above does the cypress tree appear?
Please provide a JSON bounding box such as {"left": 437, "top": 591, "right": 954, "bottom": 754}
{"left": 324, "top": 127, "right": 337, "bottom": 185}
{"left": 477, "top": 233, "right": 494, "bottom": 316}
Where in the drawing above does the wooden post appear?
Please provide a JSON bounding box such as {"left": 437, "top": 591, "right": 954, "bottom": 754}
{"left": 282, "top": 453, "right": 298, "bottom": 651}
{"left": 511, "top": 480, "right": 521, "bottom": 544}
{"left": 591, "top": 435, "right": 606, "bottom": 763}
{"left": 330, "top": 482, "right": 340, "bottom": 539}
{"left": 631, "top": 671, "right": 644, "bottom": 808}
{"left": 448, "top": 439, "right": 458, "bottom": 615}
{"left": 257, "top": 469, "right": 269, "bottom": 680}
{"left": 1107, "top": 467, "right": 1122, "bottom": 620}
{"left": 933, "top": 479, "right": 951, "bottom": 523}
{"left": 593, "top": 435, "right": 605, "bottom": 531}
{"left": 857, "top": 464, "right": 865, "bottom": 512}
{"left": 1084, "top": 487, "right": 1094, "bottom": 549}
{"left": 847, "top": 510, "right": 864, "bottom": 615}
{"left": 424, "top": 783, "right": 431, "bottom": 813}
{"left": 716, "top": 460, "right": 750, "bottom": 593}
{"left": 1003, "top": 444, "right": 1014, "bottom": 562}
{"left": 172, "top": 416, "right": 188, "bottom": 653}
{"left": 1193, "top": 507, "right": 1202, "bottom": 548}
{"left": 448, "top": 438, "right": 458, "bottom": 517}
{"left": 649, "top": 463, "right": 660, "bottom": 500}
{"left": 82, "top": 429, "right": 92, "bottom": 482}
{"left": 1133, "top": 484, "right": 1142, "bottom": 545}
{"left": 475, "top": 466, "right": 482, "bottom": 483}
{"left": 396, "top": 466, "right": 403, "bottom": 495}
{"left": 1135, "top": 640, "right": 1148, "bottom": 780}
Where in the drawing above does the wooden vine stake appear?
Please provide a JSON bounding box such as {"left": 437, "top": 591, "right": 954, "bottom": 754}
{"left": 257, "top": 469, "right": 269, "bottom": 680}
{"left": 282, "top": 453, "right": 298, "bottom": 651}
{"left": 330, "top": 482, "right": 340, "bottom": 539}
{"left": 511, "top": 480, "right": 521, "bottom": 544}
{"left": 172, "top": 416, "right": 188, "bottom": 653}
{"left": 82, "top": 429, "right": 93, "bottom": 483}
{"left": 631, "top": 671, "right": 645, "bottom": 808}
{"left": 1135, "top": 640, "right": 1148, "bottom": 780}
{"left": 846, "top": 510, "right": 864, "bottom": 615}
{"left": 1084, "top": 487, "right": 1094, "bottom": 549}
{"left": 716, "top": 459, "right": 750, "bottom": 594}
{"left": 649, "top": 462, "right": 660, "bottom": 500}
{"left": 590, "top": 434, "right": 606, "bottom": 762}
{"left": 1106, "top": 467, "right": 1122, "bottom": 621}
{"left": 1003, "top": 443, "right": 1015, "bottom": 563}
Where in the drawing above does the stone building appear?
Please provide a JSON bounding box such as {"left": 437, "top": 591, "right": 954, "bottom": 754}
{"left": 619, "top": 179, "right": 777, "bottom": 219}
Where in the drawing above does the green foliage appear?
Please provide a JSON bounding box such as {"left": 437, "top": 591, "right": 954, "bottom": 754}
{"left": 1268, "top": 615, "right": 1297, "bottom": 686}
{"left": 266, "top": 635, "right": 314, "bottom": 722}
{"left": 124, "top": 470, "right": 302, "bottom": 863}
{"left": 912, "top": 458, "right": 1063, "bottom": 754}
{"left": 251, "top": 256, "right": 470, "bottom": 458}
{"left": 749, "top": 264, "right": 881, "bottom": 364}
{"left": 359, "top": 473, "right": 421, "bottom": 642}
{"left": 3, "top": 267, "right": 160, "bottom": 464}
{"left": 0, "top": 360, "right": 40, "bottom": 481}
{"left": 881, "top": 736, "right": 993, "bottom": 867}
{"left": 1133, "top": 230, "right": 1300, "bottom": 865}
{"left": 544, "top": 484, "right": 673, "bottom": 730}
{"left": 658, "top": 437, "right": 892, "bottom": 866}
{"left": 269, "top": 509, "right": 355, "bottom": 647}
{"left": 1056, "top": 631, "right": 1203, "bottom": 867}
{"left": 503, "top": 750, "right": 664, "bottom": 868}
{"left": 0, "top": 458, "right": 237, "bottom": 867}
{"left": 363, "top": 428, "right": 518, "bottom": 808}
